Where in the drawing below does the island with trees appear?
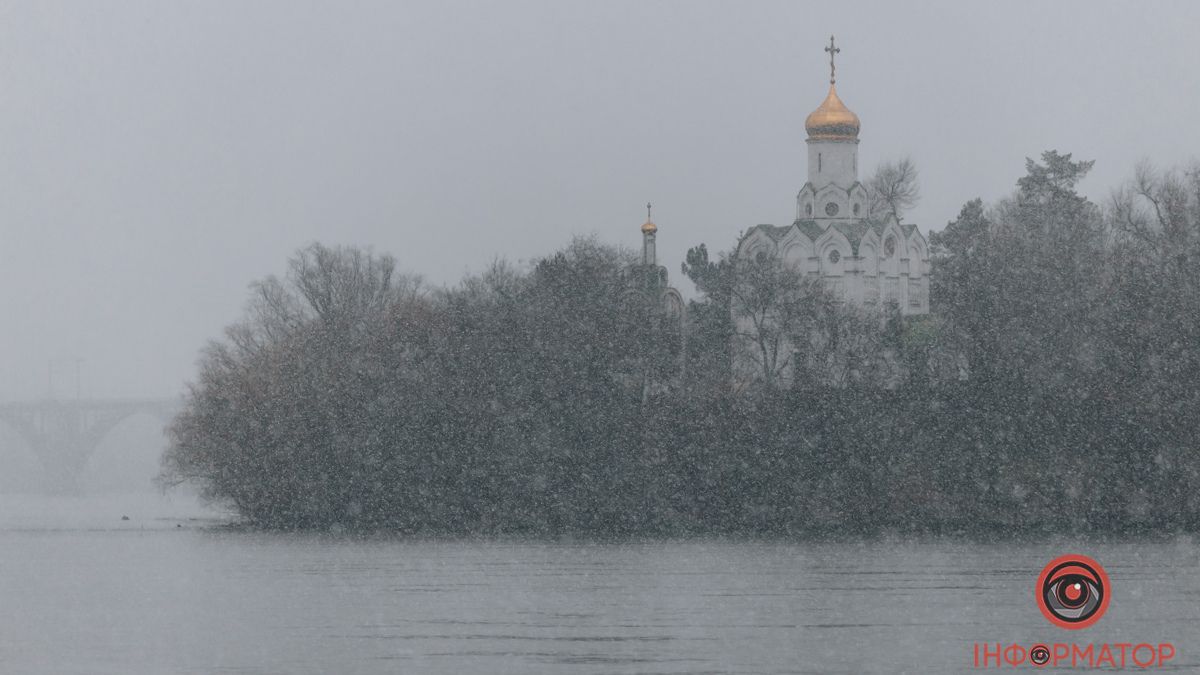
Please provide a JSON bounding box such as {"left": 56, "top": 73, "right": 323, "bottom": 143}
{"left": 161, "top": 152, "right": 1200, "bottom": 536}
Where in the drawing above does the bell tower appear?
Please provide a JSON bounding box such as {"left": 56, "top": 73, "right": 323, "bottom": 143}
{"left": 797, "top": 36, "right": 864, "bottom": 221}
{"left": 641, "top": 202, "right": 657, "bottom": 265}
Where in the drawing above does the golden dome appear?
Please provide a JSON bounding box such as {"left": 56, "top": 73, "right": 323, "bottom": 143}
{"left": 641, "top": 201, "right": 657, "bottom": 233}
{"left": 805, "top": 84, "right": 860, "bottom": 141}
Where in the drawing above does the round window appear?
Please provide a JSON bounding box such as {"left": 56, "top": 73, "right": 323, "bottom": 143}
{"left": 884, "top": 236, "right": 896, "bottom": 258}
{"left": 805, "top": 202, "right": 813, "bottom": 216}
{"left": 828, "top": 250, "right": 841, "bottom": 264}
{"left": 825, "top": 202, "right": 839, "bottom": 217}
{"left": 755, "top": 251, "right": 767, "bottom": 263}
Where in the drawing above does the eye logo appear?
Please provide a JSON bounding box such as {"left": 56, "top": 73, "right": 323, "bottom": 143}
{"left": 1029, "top": 644, "right": 1051, "bottom": 665}
{"left": 1035, "top": 554, "right": 1110, "bottom": 629}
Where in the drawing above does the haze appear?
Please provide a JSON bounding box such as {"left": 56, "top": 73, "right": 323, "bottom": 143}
{"left": 2, "top": 0, "right": 1197, "bottom": 400}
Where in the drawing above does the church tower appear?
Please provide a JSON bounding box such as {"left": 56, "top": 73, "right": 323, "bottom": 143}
{"left": 641, "top": 202, "right": 657, "bottom": 265}
{"left": 796, "top": 36, "right": 868, "bottom": 221}
{"left": 624, "top": 202, "right": 683, "bottom": 318}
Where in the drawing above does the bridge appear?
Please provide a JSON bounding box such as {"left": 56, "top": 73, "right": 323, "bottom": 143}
{"left": 0, "top": 398, "right": 183, "bottom": 493}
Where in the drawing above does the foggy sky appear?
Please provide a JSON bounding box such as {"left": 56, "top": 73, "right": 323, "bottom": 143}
{"left": 2, "top": 0, "right": 1198, "bottom": 401}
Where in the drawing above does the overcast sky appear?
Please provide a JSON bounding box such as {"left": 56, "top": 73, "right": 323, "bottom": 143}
{"left": 1, "top": 0, "right": 1198, "bottom": 400}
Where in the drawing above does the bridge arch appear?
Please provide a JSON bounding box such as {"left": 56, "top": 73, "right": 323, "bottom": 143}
{"left": 0, "top": 399, "right": 183, "bottom": 493}
{"left": 0, "top": 416, "right": 42, "bottom": 493}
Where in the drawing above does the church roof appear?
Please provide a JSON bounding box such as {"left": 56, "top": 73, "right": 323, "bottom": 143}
{"left": 792, "top": 219, "right": 827, "bottom": 241}
{"left": 748, "top": 223, "right": 794, "bottom": 242}
{"left": 829, "top": 221, "right": 874, "bottom": 256}
{"left": 741, "top": 217, "right": 919, "bottom": 257}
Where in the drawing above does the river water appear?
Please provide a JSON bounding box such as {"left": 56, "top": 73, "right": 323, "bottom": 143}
{"left": 0, "top": 495, "right": 1197, "bottom": 674}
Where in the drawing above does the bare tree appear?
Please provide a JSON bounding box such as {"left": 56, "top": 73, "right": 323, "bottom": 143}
{"left": 729, "top": 251, "right": 829, "bottom": 388}
{"left": 867, "top": 157, "right": 920, "bottom": 222}
{"left": 802, "top": 302, "right": 891, "bottom": 388}
{"left": 1109, "top": 160, "right": 1200, "bottom": 261}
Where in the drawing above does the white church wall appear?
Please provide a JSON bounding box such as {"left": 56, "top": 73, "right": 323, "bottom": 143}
{"left": 859, "top": 243, "right": 878, "bottom": 276}
{"left": 843, "top": 265, "right": 863, "bottom": 306}
{"left": 782, "top": 240, "right": 812, "bottom": 273}
{"left": 908, "top": 237, "right": 928, "bottom": 279}
{"left": 907, "top": 278, "right": 926, "bottom": 312}
{"left": 738, "top": 230, "right": 772, "bottom": 262}
{"left": 849, "top": 184, "right": 868, "bottom": 218}
{"left": 807, "top": 139, "right": 858, "bottom": 190}
{"left": 863, "top": 274, "right": 881, "bottom": 306}
{"left": 814, "top": 184, "right": 850, "bottom": 219}
{"left": 797, "top": 185, "right": 817, "bottom": 220}
{"left": 879, "top": 233, "right": 902, "bottom": 277}
{"left": 820, "top": 243, "right": 845, "bottom": 277}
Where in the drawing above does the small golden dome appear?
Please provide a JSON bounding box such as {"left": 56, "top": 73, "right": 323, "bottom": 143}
{"left": 805, "top": 84, "right": 860, "bottom": 141}
{"left": 641, "top": 201, "right": 657, "bottom": 233}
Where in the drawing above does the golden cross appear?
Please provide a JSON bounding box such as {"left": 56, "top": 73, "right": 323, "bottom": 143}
{"left": 646, "top": 202, "right": 652, "bottom": 220}
{"left": 825, "top": 35, "right": 840, "bottom": 85}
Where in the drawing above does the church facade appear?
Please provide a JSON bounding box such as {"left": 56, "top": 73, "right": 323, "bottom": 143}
{"left": 735, "top": 39, "right": 930, "bottom": 315}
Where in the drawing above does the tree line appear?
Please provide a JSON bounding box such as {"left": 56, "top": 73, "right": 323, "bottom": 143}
{"left": 161, "top": 151, "right": 1200, "bottom": 535}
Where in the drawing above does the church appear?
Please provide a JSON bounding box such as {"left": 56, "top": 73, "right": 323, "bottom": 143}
{"left": 735, "top": 38, "right": 930, "bottom": 315}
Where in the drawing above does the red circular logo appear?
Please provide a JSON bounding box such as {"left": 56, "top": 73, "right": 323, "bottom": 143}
{"left": 1035, "top": 554, "right": 1110, "bottom": 629}
{"left": 1029, "top": 644, "right": 1051, "bottom": 666}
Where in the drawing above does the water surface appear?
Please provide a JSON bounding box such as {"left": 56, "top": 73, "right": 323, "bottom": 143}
{"left": 1, "top": 495, "right": 1197, "bottom": 674}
